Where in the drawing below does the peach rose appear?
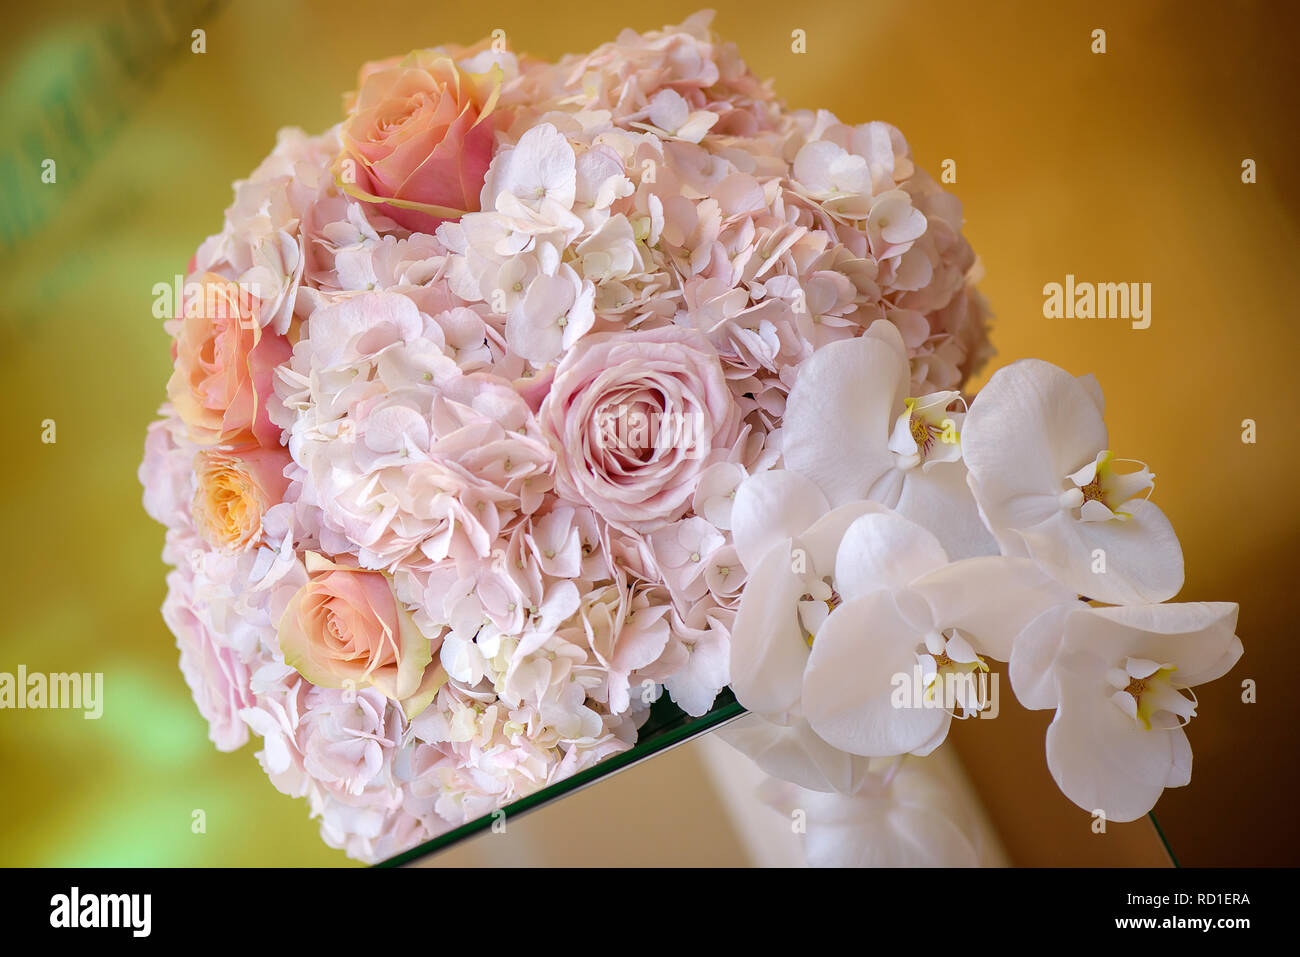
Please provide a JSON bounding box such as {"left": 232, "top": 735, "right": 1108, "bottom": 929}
{"left": 192, "top": 445, "right": 291, "bottom": 552}
{"left": 336, "top": 50, "right": 503, "bottom": 234}
{"left": 167, "top": 274, "right": 291, "bottom": 448}
{"left": 278, "top": 554, "right": 445, "bottom": 718}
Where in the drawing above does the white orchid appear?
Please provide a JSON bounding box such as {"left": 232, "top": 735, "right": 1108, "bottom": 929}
{"left": 728, "top": 468, "right": 877, "bottom": 719}
{"left": 780, "top": 318, "right": 996, "bottom": 560}
{"left": 800, "top": 510, "right": 1069, "bottom": 757}
{"left": 728, "top": 468, "right": 1070, "bottom": 763}
{"left": 1010, "top": 600, "right": 1242, "bottom": 822}
{"left": 962, "top": 358, "right": 1184, "bottom": 605}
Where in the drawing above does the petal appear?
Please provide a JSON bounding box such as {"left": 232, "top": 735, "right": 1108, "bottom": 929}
{"left": 731, "top": 469, "right": 829, "bottom": 572}
{"left": 798, "top": 501, "right": 888, "bottom": 581}
{"left": 1046, "top": 662, "right": 1190, "bottom": 822}
{"left": 834, "top": 510, "right": 949, "bottom": 602}
{"left": 895, "top": 461, "right": 1000, "bottom": 561}
{"left": 1020, "top": 498, "right": 1184, "bottom": 604}
{"left": 781, "top": 331, "right": 908, "bottom": 507}
{"left": 729, "top": 540, "right": 810, "bottom": 720}
{"left": 963, "top": 359, "right": 1109, "bottom": 532}
{"left": 803, "top": 592, "right": 949, "bottom": 756}
{"left": 1082, "top": 602, "right": 1242, "bottom": 688}
{"left": 1008, "top": 602, "right": 1081, "bottom": 711}
{"left": 911, "top": 556, "right": 1076, "bottom": 661}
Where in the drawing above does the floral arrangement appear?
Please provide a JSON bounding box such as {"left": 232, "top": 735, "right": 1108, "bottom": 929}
{"left": 140, "top": 11, "right": 1241, "bottom": 865}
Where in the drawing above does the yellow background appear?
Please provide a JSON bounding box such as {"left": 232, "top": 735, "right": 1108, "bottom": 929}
{"left": 1, "top": 0, "right": 1295, "bottom": 865}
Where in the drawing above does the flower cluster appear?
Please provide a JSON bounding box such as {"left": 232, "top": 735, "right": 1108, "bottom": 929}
{"left": 723, "top": 325, "right": 1242, "bottom": 862}
{"left": 141, "top": 11, "right": 1236, "bottom": 866}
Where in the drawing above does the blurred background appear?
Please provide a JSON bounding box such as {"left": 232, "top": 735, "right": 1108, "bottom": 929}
{"left": 1, "top": 0, "right": 1296, "bottom": 866}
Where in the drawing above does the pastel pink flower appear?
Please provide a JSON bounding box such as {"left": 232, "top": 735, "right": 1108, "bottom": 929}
{"left": 337, "top": 50, "right": 503, "bottom": 234}
{"left": 140, "top": 414, "right": 196, "bottom": 531}
{"left": 166, "top": 274, "right": 291, "bottom": 448}
{"left": 162, "top": 567, "right": 254, "bottom": 752}
{"left": 277, "top": 553, "right": 444, "bottom": 717}
{"left": 192, "top": 445, "right": 291, "bottom": 553}
{"left": 538, "top": 327, "right": 743, "bottom": 529}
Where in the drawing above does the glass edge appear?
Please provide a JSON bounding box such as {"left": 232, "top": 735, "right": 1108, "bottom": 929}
{"left": 375, "top": 697, "right": 747, "bottom": 868}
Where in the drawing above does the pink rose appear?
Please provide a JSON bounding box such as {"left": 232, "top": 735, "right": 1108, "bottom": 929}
{"left": 337, "top": 50, "right": 503, "bottom": 234}
{"left": 277, "top": 554, "right": 444, "bottom": 718}
{"left": 538, "top": 327, "right": 743, "bottom": 529}
{"left": 166, "top": 274, "right": 290, "bottom": 448}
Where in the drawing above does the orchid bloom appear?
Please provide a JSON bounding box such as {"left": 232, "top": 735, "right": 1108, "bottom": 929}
{"left": 961, "top": 358, "right": 1184, "bottom": 605}
{"left": 729, "top": 469, "right": 1070, "bottom": 764}
{"left": 1010, "top": 601, "right": 1242, "bottom": 821}
{"left": 780, "top": 319, "right": 996, "bottom": 561}
{"left": 800, "top": 511, "right": 1070, "bottom": 757}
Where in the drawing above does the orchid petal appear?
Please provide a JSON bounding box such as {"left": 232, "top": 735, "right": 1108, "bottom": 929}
{"left": 911, "top": 556, "right": 1075, "bottom": 661}
{"left": 833, "top": 510, "right": 948, "bottom": 602}
{"left": 803, "top": 592, "right": 950, "bottom": 757}
{"left": 729, "top": 539, "right": 811, "bottom": 720}
{"left": 781, "top": 327, "right": 908, "bottom": 507}
{"left": 731, "top": 469, "right": 830, "bottom": 572}
{"left": 962, "top": 359, "right": 1109, "bottom": 532}
{"left": 1020, "top": 498, "right": 1184, "bottom": 604}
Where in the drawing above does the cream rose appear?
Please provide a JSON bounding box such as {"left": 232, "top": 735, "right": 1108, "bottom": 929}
{"left": 278, "top": 554, "right": 445, "bottom": 718}
{"left": 192, "top": 445, "right": 291, "bottom": 552}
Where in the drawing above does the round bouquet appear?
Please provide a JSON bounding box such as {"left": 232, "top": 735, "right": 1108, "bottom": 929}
{"left": 140, "top": 11, "right": 1242, "bottom": 865}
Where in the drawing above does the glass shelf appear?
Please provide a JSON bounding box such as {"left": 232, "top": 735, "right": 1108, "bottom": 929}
{"left": 377, "top": 689, "right": 746, "bottom": 867}
{"left": 378, "top": 686, "right": 1182, "bottom": 868}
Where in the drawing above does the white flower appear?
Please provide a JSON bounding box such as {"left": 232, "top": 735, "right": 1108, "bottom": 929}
{"left": 792, "top": 139, "right": 873, "bottom": 204}
{"left": 650, "top": 515, "right": 725, "bottom": 606}
{"left": 728, "top": 466, "right": 1063, "bottom": 765}
{"left": 962, "top": 358, "right": 1184, "bottom": 604}
{"left": 642, "top": 89, "right": 718, "bottom": 144}
{"left": 574, "top": 214, "right": 641, "bottom": 283}
{"left": 728, "top": 468, "right": 875, "bottom": 721}
{"left": 489, "top": 122, "right": 578, "bottom": 211}
{"left": 505, "top": 263, "right": 596, "bottom": 364}
{"left": 484, "top": 124, "right": 584, "bottom": 248}
{"left": 798, "top": 509, "right": 1068, "bottom": 757}
{"left": 1010, "top": 600, "right": 1241, "bottom": 821}
{"left": 866, "top": 189, "right": 928, "bottom": 260}
{"left": 581, "top": 585, "right": 672, "bottom": 714}
{"left": 661, "top": 611, "right": 731, "bottom": 716}
{"left": 691, "top": 461, "right": 747, "bottom": 529}
{"left": 780, "top": 319, "right": 995, "bottom": 560}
